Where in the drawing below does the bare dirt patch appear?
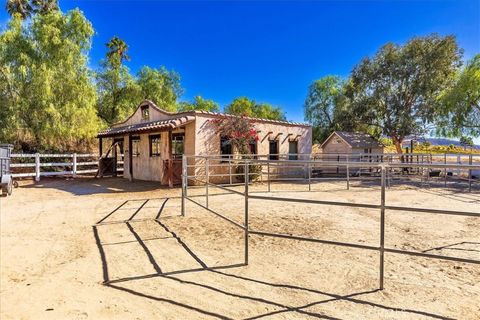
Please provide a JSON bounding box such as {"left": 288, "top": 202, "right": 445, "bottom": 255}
{"left": 1, "top": 177, "right": 479, "bottom": 319}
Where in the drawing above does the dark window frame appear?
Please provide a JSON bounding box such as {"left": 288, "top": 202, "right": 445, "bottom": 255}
{"left": 288, "top": 140, "right": 298, "bottom": 160}
{"left": 220, "top": 136, "right": 232, "bottom": 160}
{"left": 131, "top": 136, "right": 140, "bottom": 157}
{"left": 171, "top": 133, "right": 185, "bottom": 159}
{"left": 149, "top": 134, "right": 161, "bottom": 157}
{"left": 269, "top": 139, "right": 279, "bottom": 160}
{"left": 141, "top": 105, "right": 149, "bottom": 121}
{"left": 248, "top": 140, "right": 257, "bottom": 159}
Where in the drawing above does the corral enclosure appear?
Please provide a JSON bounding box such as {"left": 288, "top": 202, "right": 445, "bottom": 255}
{"left": 1, "top": 155, "right": 479, "bottom": 319}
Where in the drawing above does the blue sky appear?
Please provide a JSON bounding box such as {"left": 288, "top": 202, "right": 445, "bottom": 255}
{"left": 1, "top": 0, "right": 479, "bottom": 127}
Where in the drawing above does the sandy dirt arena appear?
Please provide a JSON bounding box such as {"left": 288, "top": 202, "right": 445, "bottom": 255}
{"left": 0, "top": 176, "right": 479, "bottom": 319}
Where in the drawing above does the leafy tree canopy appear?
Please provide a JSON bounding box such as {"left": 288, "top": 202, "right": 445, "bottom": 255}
{"left": 96, "top": 37, "right": 140, "bottom": 125}
{"left": 304, "top": 75, "right": 348, "bottom": 143}
{"left": 5, "top": 0, "right": 58, "bottom": 19}
{"left": 344, "top": 34, "right": 462, "bottom": 153}
{"left": 96, "top": 38, "right": 183, "bottom": 124}
{"left": 225, "top": 97, "right": 286, "bottom": 120}
{"left": 437, "top": 54, "right": 480, "bottom": 138}
{"left": 136, "top": 66, "right": 182, "bottom": 112}
{"left": 178, "top": 95, "right": 220, "bottom": 112}
{"left": 0, "top": 8, "right": 100, "bottom": 151}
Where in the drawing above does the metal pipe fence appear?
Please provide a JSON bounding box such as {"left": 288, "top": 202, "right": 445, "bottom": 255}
{"left": 184, "top": 152, "right": 479, "bottom": 193}
{"left": 181, "top": 154, "right": 480, "bottom": 290}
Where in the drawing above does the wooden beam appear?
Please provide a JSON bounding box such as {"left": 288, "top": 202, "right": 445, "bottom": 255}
{"left": 99, "top": 137, "right": 103, "bottom": 158}
{"left": 128, "top": 134, "right": 133, "bottom": 181}
{"left": 168, "top": 130, "right": 173, "bottom": 188}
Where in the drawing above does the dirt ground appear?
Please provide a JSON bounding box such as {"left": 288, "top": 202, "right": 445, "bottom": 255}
{"left": 0, "top": 176, "right": 479, "bottom": 320}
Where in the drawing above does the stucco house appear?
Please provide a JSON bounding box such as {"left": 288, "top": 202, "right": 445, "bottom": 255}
{"left": 320, "top": 131, "right": 384, "bottom": 155}
{"left": 97, "top": 100, "right": 312, "bottom": 185}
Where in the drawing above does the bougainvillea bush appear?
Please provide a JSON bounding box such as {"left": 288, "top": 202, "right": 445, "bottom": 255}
{"left": 210, "top": 114, "right": 262, "bottom": 181}
{"left": 210, "top": 114, "right": 259, "bottom": 154}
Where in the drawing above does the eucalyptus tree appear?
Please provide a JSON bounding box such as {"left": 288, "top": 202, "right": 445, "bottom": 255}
{"left": 136, "top": 66, "right": 183, "bottom": 112}
{"left": 344, "top": 35, "right": 462, "bottom": 153}
{"left": 225, "top": 97, "right": 286, "bottom": 120}
{"left": 178, "top": 95, "right": 220, "bottom": 112}
{"left": 437, "top": 54, "right": 480, "bottom": 138}
{"left": 304, "top": 75, "right": 353, "bottom": 143}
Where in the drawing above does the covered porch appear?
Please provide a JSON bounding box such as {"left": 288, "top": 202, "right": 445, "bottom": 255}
{"left": 97, "top": 116, "right": 195, "bottom": 186}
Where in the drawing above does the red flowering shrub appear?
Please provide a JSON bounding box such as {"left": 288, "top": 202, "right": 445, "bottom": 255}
{"left": 210, "top": 114, "right": 262, "bottom": 182}
{"left": 210, "top": 114, "right": 258, "bottom": 154}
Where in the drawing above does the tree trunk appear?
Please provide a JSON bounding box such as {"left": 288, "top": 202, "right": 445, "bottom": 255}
{"left": 393, "top": 138, "right": 403, "bottom": 154}
{"left": 392, "top": 137, "right": 405, "bottom": 163}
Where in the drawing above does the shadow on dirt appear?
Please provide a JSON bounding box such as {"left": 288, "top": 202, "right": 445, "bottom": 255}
{"left": 91, "top": 198, "right": 455, "bottom": 320}
{"left": 21, "top": 176, "right": 169, "bottom": 196}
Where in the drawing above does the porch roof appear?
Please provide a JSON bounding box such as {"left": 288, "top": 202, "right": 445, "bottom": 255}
{"left": 97, "top": 116, "right": 195, "bottom": 138}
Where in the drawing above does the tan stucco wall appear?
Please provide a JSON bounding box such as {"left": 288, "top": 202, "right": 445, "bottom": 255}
{"left": 193, "top": 114, "right": 312, "bottom": 156}
{"left": 115, "top": 105, "right": 313, "bottom": 184}
{"left": 112, "top": 102, "right": 181, "bottom": 128}
{"left": 191, "top": 114, "right": 312, "bottom": 184}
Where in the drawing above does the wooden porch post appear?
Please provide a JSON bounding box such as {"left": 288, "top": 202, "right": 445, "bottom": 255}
{"left": 168, "top": 130, "right": 173, "bottom": 187}
{"left": 128, "top": 134, "right": 133, "bottom": 181}
{"left": 112, "top": 140, "right": 118, "bottom": 177}
{"left": 99, "top": 137, "right": 103, "bottom": 158}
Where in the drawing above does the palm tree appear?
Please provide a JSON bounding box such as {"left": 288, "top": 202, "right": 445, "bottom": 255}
{"left": 32, "top": 0, "right": 58, "bottom": 15}
{"left": 5, "top": 0, "right": 33, "bottom": 19}
{"left": 106, "top": 36, "right": 130, "bottom": 68}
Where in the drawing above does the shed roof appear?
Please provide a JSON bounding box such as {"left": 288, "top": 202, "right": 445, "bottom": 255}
{"left": 322, "top": 131, "right": 383, "bottom": 148}
{"left": 97, "top": 116, "right": 195, "bottom": 138}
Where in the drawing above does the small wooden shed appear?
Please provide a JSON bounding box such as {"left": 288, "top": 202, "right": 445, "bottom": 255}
{"left": 320, "top": 131, "right": 384, "bottom": 154}
{"left": 97, "top": 100, "right": 312, "bottom": 185}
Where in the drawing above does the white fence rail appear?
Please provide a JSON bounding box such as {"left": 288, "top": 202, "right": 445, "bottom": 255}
{"left": 10, "top": 153, "right": 107, "bottom": 181}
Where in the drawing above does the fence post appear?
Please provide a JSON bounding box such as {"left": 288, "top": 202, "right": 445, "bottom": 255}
{"left": 205, "top": 158, "right": 209, "bottom": 209}
{"left": 346, "top": 154, "right": 350, "bottom": 190}
{"left": 308, "top": 161, "right": 311, "bottom": 191}
{"left": 267, "top": 161, "right": 271, "bottom": 193}
{"left": 181, "top": 155, "right": 186, "bottom": 217}
{"left": 35, "top": 153, "right": 40, "bottom": 182}
{"left": 379, "top": 166, "right": 386, "bottom": 290}
{"left": 244, "top": 161, "right": 249, "bottom": 265}
{"left": 468, "top": 154, "right": 472, "bottom": 193}
{"left": 444, "top": 153, "right": 447, "bottom": 187}
{"left": 229, "top": 155, "right": 233, "bottom": 185}
{"left": 72, "top": 153, "right": 77, "bottom": 177}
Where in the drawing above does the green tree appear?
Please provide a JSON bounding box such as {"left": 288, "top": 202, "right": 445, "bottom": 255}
{"left": 32, "top": 0, "right": 58, "bottom": 15}
{"left": 178, "top": 95, "right": 219, "bottom": 112}
{"left": 5, "top": 0, "right": 33, "bottom": 19}
{"left": 344, "top": 35, "right": 462, "bottom": 153}
{"left": 0, "top": 9, "right": 100, "bottom": 151}
{"left": 459, "top": 136, "right": 474, "bottom": 149}
{"left": 106, "top": 36, "right": 129, "bottom": 67}
{"left": 225, "top": 97, "right": 286, "bottom": 120}
{"left": 437, "top": 54, "right": 480, "bottom": 138}
{"left": 96, "top": 36, "right": 141, "bottom": 124}
{"left": 136, "top": 66, "right": 182, "bottom": 112}
{"left": 304, "top": 75, "right": 348, "bottom": 143}
{"left": 254, "top": 103, "right": 286, "bottom": 121}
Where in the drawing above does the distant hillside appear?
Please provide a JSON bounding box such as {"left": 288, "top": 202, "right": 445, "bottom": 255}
{"left": 424, "top": 138, "right": 480, "bottom": 148}
{"left": 403, "top": 137, "right": 480, "bottom": 149}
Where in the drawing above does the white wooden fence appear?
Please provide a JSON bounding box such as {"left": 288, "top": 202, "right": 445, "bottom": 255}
{"left": 11, "top": 153, "right": 104, "bottom": 181}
